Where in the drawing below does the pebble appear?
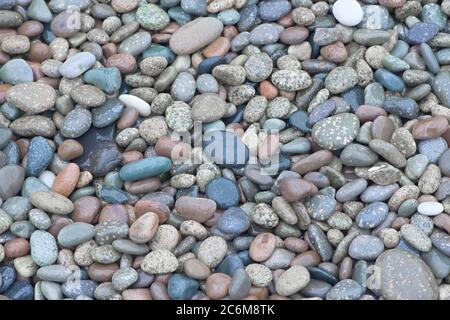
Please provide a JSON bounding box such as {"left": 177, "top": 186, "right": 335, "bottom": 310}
{"left": 119, "top": 156, "right": 172, "bottom": 181}
{"left": 25, "top": 137, "right": 54, "bottom": 177}
{"left": 198, "top": 236, "right": 227, "bottom": 268}
{"left": 30, "top": 231, "right": 58, "bottom": 267}
{"left": 0, "top": 59, "right": 33, "bottom": 85}
{"left": 205, "top": 177, "right": 240, "bottom": 209}
{"left": 348, "top": 235, "right": 384, "bottom": 260}
{"left": 375, "top": 249, "right": 438, "bottom": 300}
{"left": 0, "top": 0, "right": 447, "bottom": 302}
{"left": 61, "top": 108, "right": 92, "bottom": 139}
{"left": 326, "top": 279, "right": 363, "bottom": 300}
{"left": 59, "top": 52, "right": 96, "bottom": 79}
{"left": 271, "top": 69, "right": 312, "bottom": 92}
{"left": 325, "top": 67, "right": 359, "bottom": 94}
{"left": 312, "top": 113, "right": 360, "bottom": 150}
{"left": 6, "top": 83, "right": 56, "bottom": 115}
{"left": 170, "top": 17, "right": 223, "bottom": 54}
{"left": 168, "top": 274, "right": 199, "bottom": 300}
{"left": 57, "top": 222, "right": 96, "bottom": 248}
{"left": 142, "top": 249, "right": 178, "bottom": 274}
{"left": 332, "top": 0, "right": 363, "bottom": 27}
{"left": 275, "top": 265, "right": 310, "bottom": 296}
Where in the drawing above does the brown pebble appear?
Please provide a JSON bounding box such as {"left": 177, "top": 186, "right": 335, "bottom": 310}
{"left": 27, "top": 42, "right": 51, "bottom": 62}
{"left": 37, "top": 77, "right": 59, "bottom": 88}
{"left": 291, "top": 150, "right": 333, "bottom": 174}
{"left": 58, "top": 139, "right": 84, "bottom": 161}
{"left": 122, "top": 288, "right": 152, "bottom": 300}
{"left": 412, "top": 116, "right": 448, "bottom": 140}
{"left": 320, "top": 41, "right": 348, "bottom": 63}
{"left": 4, "top": 239, "right": 29, "bottom": 258}
{"left": 279, "top": 178, "right": 318, "bottom": 202}
{"left": 17, "top": 21, "right": 44, "bottom": 38}
{"left": 280, "top": 26, "right": 309, "bottom": 45}
{"left": 175, "top": 196, "right": 217, "bottom": 223}
{"left": 88, "top": 263, "right": 119, "bottom": 282}
{"left": 0, "top": 51, "right": 10, "bottom": 64}
{"left": 259, "top": 80, "right": 278, "bottom": 100}
{"left": 283, "top": 237, "right": 309, "bottom": 253}
{"left": 277, "top": 13, "right": 294, "bottom": 27}
{"left": 129, "top": 212, "right": 159, "bottom": 244}
{"left": 183, "top": 258, "right": 211, "bottom": 280}
{"left": 249, "top": 233, "right": 277, "bottom": 262}
{"left": 99, "top": 204, "right": 129, "bottom": 224}
{"left": 134, "top": 199, "right": 170, "bottom": 223}
{"left": 355, "top": 105, "right": 387, "bottom": 122}
{"left": 124, "top": 177, "right": 161, "bottom": 195}
{"left": 102, "top": 43, "right": 117, "bottom": 58}
{"left": 106, "top": 53, "right": 136, "bottom": 73}
{"left": 111, "top": 0, "right": 139, "bottom": 13}
{"left": 291, "top": 250, "right": 321, "bottom": 267}
{"left": 223, "top": 25, "right": 238, "bottom": 40}
{"left": 249, "top": 287, "right": 269, "bottom": 300}
{"left": 433, "top": 214, "right": 450, "bottom": 234}
{"left": 391, "top": 217, "right": 409, "bottom": 230}
{"left": 206, "top": 273, "right": 231, "bottom": 300}
{"left": 71, "top": 196, "right": 101, "bottom": 224}
{"left": 121, "top": 151, "right": 143, "bottom": 165}
{"left": 372, "top": 116, "right": 395, "bottom": 141}
{"left": 27, "top": 60, "right": 44, "bottom": 80}
{"left": 155, "top": 136, "right": 192, "bottom": 161}
{"left": 339, "top": 256, "right": 353, "bottom": 280}
{"left": 47, "top": 216, "right": 72, "bottom": 238}
{"left": 202, "top": 37, "right": 230, "bottom": 58}
{"left": 52, "top": 163, "right": 80, "bottom": 197}
{"left": 117, "top": 106, "right": 139, "bottom": 130}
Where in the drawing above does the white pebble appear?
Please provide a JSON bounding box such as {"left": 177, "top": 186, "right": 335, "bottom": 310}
{"left": 39, "top": 171, "right": 56, "bottom": 189}
{"left": 417, "top": 202, "right": 444, "bottom": 216}
{"left": 332, "top": 0, "right": 363, "bottom": 27}
{"left": 118, "top": 94, "right": 151, "bottom": 116}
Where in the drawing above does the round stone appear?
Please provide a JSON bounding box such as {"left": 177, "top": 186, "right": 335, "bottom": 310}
{"left": 136, "top": 3, "right": 170, "bottom": 31}
{"left": 141, "top": 249, "right": 178, "bottom": 274}
{"left": 217, "top": 207, "right": 250, "bottom": 235}
{"left": 205, "top": 177, "right": 240, "bottom": 209}
{"left": 355, "top": 202, "right": 389, "bottom": 229}
{"left": 418, "top": 202, "right": 444, "bottom": 216}
{"left": 275, "top": 265, "right": 310, "bottom": 296}
{"left": 332, "top": 0, "right": 363, "bottom": 26}
{"left": 375, "top": 249, "right": 438, "bottom": 300}
{"left": 197, "top": 236, "right": 227, "bottom": 268}
{"left": 312, "top": 113, "right": 360, "bottom": 150}
{"left": 349, "top": 235, "right": 384, "bottom": 260}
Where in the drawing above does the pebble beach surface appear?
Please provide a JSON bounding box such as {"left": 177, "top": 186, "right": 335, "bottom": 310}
{"left": 0, "top": 0, "right": 450, "bottom": 301}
